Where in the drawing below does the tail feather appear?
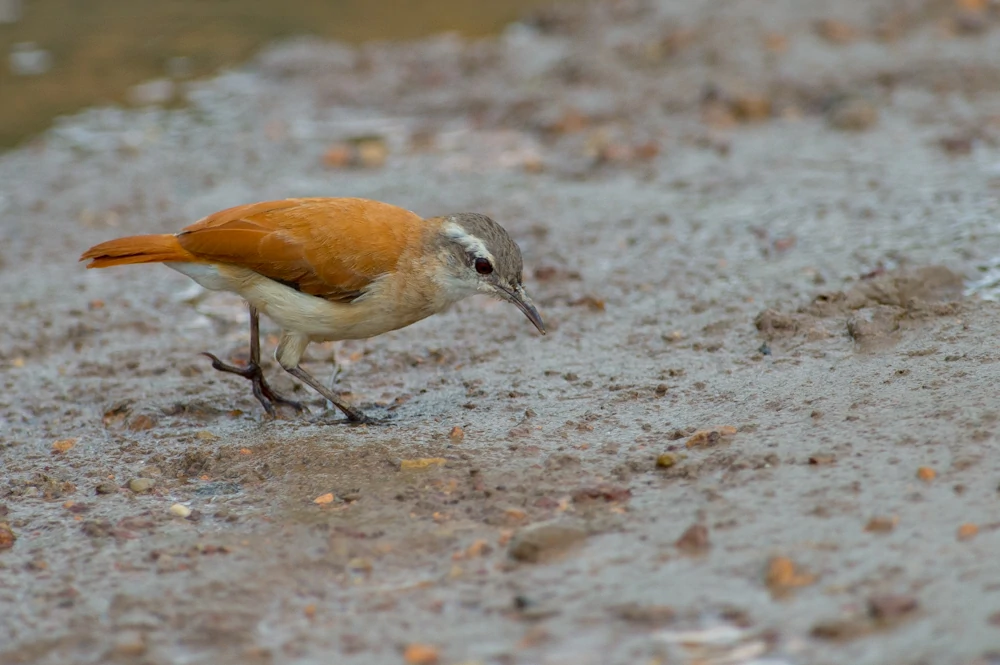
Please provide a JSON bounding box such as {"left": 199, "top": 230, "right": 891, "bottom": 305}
{"left": 80, "top": 234, "right": 195, "bottom": 269}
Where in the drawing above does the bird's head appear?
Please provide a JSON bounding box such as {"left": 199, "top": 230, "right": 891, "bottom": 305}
{"left": 430, "top": 213, "right": 545, "bottom": 334}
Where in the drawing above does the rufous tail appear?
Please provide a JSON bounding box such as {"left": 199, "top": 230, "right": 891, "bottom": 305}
{"left": 80, "top": 234, "right": 196, "bottom": 269}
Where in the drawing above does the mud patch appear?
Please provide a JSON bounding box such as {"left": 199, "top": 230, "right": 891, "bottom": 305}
{"left": 756, "top": 265, "right": 965, "bottom": 349}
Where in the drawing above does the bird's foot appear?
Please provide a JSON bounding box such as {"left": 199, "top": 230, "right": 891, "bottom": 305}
{"left": 307, "top": 405, "right": 390, "bottom": 426}
{"left": 200, "top": 352, "right": 309, "bottom": 418}
{"left": 342, "top": 408, "right": 374, "bottom": 425}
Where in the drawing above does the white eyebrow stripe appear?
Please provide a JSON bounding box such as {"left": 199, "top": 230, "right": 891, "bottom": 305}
{"left": 443, "top": 222, "right": 495, "bottom": 263}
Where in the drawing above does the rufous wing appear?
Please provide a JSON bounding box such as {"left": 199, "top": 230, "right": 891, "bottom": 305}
{"left": 176, "top": 198, "right": 428, "bottom": 303}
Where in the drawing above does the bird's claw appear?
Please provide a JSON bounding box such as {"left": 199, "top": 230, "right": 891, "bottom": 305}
{"left": 201, "top": 351, "right": 308, "bottom": 417}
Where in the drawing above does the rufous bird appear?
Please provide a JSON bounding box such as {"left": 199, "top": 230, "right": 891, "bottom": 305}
{"left": 80, "top": 197, "right": 545, "bottom": 423}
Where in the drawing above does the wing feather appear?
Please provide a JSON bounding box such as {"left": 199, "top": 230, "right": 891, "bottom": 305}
{"left": 175, "top": 198, "right": 426, "bottom": 303}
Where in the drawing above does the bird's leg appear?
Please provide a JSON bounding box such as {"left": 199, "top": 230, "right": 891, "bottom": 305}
{"left": 201, "top": 306, "right": 308, "bottom": 417}
{"left": 285, "top": 365, "right": 370, "bottom": 424}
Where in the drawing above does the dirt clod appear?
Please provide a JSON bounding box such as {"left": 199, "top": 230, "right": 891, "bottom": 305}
{"left": 571, "top": 484, "right": 631, "bottom": 503}
{"left": 847, "top": 307, "right": 900, "bottom": 345}
{"left": 400, "top": 458, "right": 447, "bottom": 470}
{"left": 686, "top": 426, "right": 737, "bottom": 448}
{"left": 864, "top": 516, "right": 898, "bottom": 533}
{"left": 81, "top": 520, "right": 112, "bottom": 538}
{"left": 815, "top": 18, "right": 858, "bottom": 43}
{"left": 609, "top": 602, "right": 676, "bottom": 626}
{"left": 0, "top": 523, "right": 16, "bottom": 550}
{"left": 51, "top": 438, "right": 76, "bottom": 453}
{"left": 868, "top": 594, "right": 919, "bottom": 622}
{"left": 126, "top": 414, "right": 158, "bottom": 431}
{"left": 828, "top": 98, "right": 878, "bottom": 131}
{"left": 508, "top": 522, "right": 588, "bottom": 563}
{"left": 675, "top": 524, "right": 710, "bottom": 553}
{"left": 810, "top": 618, "right": 870, "bottom": 641}
{"left": 95, "top": 481, "right": 117, "bottom": 494}
{"left": 765, "top": 556, "right": 817, "bottom": 595}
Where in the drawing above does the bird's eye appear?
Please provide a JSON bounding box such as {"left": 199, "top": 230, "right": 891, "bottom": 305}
{"left": 474, "top": 258, "right": 493, "bottom": 275}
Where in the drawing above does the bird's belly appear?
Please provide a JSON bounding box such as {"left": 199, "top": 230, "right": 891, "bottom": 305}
{"left": 175, "top": 263, "right": 428, "bottom": 341}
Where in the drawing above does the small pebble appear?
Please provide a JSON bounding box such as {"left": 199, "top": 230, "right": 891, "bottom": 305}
{"left": 169, "top": 503, "right": 191, "bottom": 518}
{"left": 403, "top": 643, "right": 440, "bottom": 664}
{"left": 51, "top": 438, "right": 76, "bottom": 453}
{"left": 656, "top": 453, "right": 676, "bottom": 468}
{"left": 113, "top": 630, "right": 147, "bottom": 657}
{"left": 957, "top": 523, "right": 979, "bottom": 541}
{"left": 347, "top": 557, "right": 373, "bottom": 573}
{"left": 916, "top": 466, "right": 936, "bottom": 481}
{"left": 128, "top": 478, "right": 155, "bottom": 493}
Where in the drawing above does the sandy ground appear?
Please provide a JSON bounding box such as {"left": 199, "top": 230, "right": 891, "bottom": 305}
{"left": 3, "top": 0, "right": 1000, "bottom": 663}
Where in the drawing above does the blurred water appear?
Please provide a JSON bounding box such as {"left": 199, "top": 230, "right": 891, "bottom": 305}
{"left": 0, "top": 0, "right": 22, "bottom": 24}
{"left": 0, "top": 0, "right": 575, "bottom": 147}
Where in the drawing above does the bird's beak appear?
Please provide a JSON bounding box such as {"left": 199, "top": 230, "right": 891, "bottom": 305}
{"left": 498, "top": 284, "right": 546, "bottom": 334}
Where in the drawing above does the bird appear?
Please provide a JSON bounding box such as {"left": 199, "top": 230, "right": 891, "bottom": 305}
{"left": 80, "top": 197, "right": 545, "bottom": 423}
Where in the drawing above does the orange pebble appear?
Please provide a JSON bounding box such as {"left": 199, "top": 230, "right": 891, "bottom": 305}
{"left": 403, "top": 644, "right": 440, "bottom": 665}
{"left": 957, "top": 523, "right": 979, "bottom": 541}
{"left": 52, "top": 438, "right": 77, "bottom": 453}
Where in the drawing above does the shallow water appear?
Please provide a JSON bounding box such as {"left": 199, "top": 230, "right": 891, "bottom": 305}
{"left": 0, "top": 0, "right": 576, "bottom": 147}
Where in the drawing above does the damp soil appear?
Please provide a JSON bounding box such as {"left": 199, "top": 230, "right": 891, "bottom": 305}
{"left": 3, "top": 0, "right": 1000, "bottom": 664}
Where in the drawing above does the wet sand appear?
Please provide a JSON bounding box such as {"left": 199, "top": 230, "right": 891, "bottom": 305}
{"left": 3, "top": 0, "right": 1000, "bottom": 663}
